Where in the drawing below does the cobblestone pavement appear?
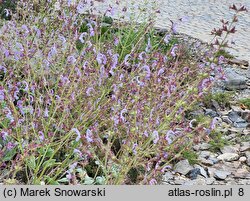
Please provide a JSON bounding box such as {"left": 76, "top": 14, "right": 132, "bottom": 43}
{"left": 93, "top": 0, "right": 250, "bottom": 62}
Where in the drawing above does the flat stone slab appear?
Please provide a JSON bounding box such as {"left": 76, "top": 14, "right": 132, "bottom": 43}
{"left": 217, "top": 153, "right": 239, "bottom": 162}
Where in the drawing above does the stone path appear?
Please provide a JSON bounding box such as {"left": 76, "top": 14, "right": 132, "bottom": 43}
{"left": 93, "top": 0, "right": 250, "bottom": 62}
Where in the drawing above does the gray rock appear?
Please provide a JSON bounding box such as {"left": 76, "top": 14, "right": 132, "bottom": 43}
{"left": 209, "top": 157, "right": 220, "bottom": 164}
{"left": 233, "top": 122, "right": 249, "bottom": 128}
{"left": 221, "top": 116, "right": 233, "bottom": 124}
{"left": 199, "top": 143, "right": 211, "bottom": 151}
{"left": 193, "top": 145, "right": 200, "bottom": 151}
{"left": 228, "top": 111, "right": 246, "bottom": 123}
{"left": 199, "top": 151, "right": 213, "bottom": 158}
{"left": 200, "top": 158, "right": 214, "bottom": 166}
{"left": 205, "top": 109, "right": 218, "bottom": 118}
{"left": 220, "top": 145, "right": 239, "bottom": 154}
{"left": 240, "top": 142, "right": 250, "bottom": 152}
{"left": 194, "top": 164, "right": 208, "bottom": 178}
{"left": 186, "top": 168, "right": 201, "bottom": 180}
{"left": 217, "top": 153, "right": 239, "bottom": 162}
{"left": 207, "top": 167, "right": 216, "bottom": 177}
{"left": 223, "top": 68, "right": 247, "bottom": 90}
{"left": 233, "top": 168, "right": 250, "bottom": 179}
{"left": 245, "top": 151, "right": 250, "bottom": 166}
{"left": 205, "top": 178, "right": 216, "bottom": 185}
{"left": 174, "top": 160, "right": 193, "bottom": 175}
{"left": 162, "top": 172, "right": 174, "bottom": 182}
{"left": 239, "top": 156, "right": 247, "bottom": 163}
{"left": 183, "top": 177, "right": 206, "bottom": 185}
{"left": 214, "top": 170, "right": 231, "bottom": 180}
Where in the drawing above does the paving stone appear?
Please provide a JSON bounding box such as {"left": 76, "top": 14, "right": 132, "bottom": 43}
{"left": 217, "top": 153, "right": 239, "bottom": 162}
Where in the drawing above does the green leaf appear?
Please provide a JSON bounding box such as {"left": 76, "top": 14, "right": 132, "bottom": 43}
{"left": 83, "top": 176, "right": 94, "bottom": 185}
{"left": 3, "top": 147, "right": 17, "bottom": 162}
{"left": 95, "top": 176, "right": 106, "bottom": 185}
{"left": 26, "top": 156, "right": 36, "bottom": 170}
{"left": 44, "top": 176, "right": 59, "bottom": 185}
{"left": 57, "top": 178, "right": 69, "bottom": 183}
{"left": 42, "top": 159, "right": 56, "bottom": 168}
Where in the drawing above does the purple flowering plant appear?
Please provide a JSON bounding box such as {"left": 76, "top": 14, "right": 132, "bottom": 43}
{"left": 0, "top": 1, "right": 246, "bottom": 185}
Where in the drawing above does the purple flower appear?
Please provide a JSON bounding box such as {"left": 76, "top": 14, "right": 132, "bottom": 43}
{"left": 189, "top": 119, "right": 197, "bottom": 128}
{"left": 124, "top": 54, "right": 131, "bottom": 66}
{"left": 152, "top": 130, "right": 159, "bottom": 144}
{"left": 120, "top": 108, "right": 127, "bottom": 122}
{"left": 145, "top": 37, "right": 152, "bottom": 52}
{"left": 73, "top": 149, "right": 82, "bottom": 157}
{"left": 1, "top": 131, "right": 8, "bottom": 141}
{"left": 72, "top": 128, "right": 81, "bottom": 142}
{"left": 161, "top": 165, "right": 171, "bottom": 173}
{"left": 96, "top": 53, "right": 107, "bottom": 65}
{"left": 114, "top": 37, "right": 119, "bottom": 46}
{"left": 165, "top": 130, "right": 175, "bottom": 144}
{"left": 142, "top": 65, "right": 151, "bottom": 79}
{"left": 44, "top": 107, "right": 49, "bottom": 118}
{"left": 132, "top": 143, "right": 138, "bottom": 154}
{"left": 67, "top": 55, "right": 76, "bottom": 64}
{"left": 210, "top": 117, "right": 221, "bottom": 130}
{"left": 180, "top": 16, "right": 190, "bottom": 23}
{"left": 38, "top": 131, "right": 44, "bottom": 141}
{"left": 136, "top": 76, "right": 145, "bottom": 87}
{"left": 170, "top": 20, "right": 178, "bottom": 34}
{"left": 87, "top": 23, "right": 95, "bottom": 37}
{"left": 164, "top": 34, "right": 171, "bottom": 44}
{"left": 170, "top": 45, "right": 178, "bottom": 57}
{"left": 6, "top": 142, "right": 16, "bottom": 150}
{"left": 48, "top": 45, "right": 57, "bottom": 60}
{"left": 86, "top": 129, "right": 93, "bottom": 143}
{"left": 0, "top": 86, "right": 4, "bottom": 101}
{"left": 75, "top": 67, "right": 82, "bottom": 77}
{"left": 79, "top": 32, "right": 87, "bottom": 43}
{"left": 149, "top": 178, "right": 157, "bottom": 185}
{"left": 69, "top": 162, "right": 77, "bottom": 172}
{"left": 86, "top": 87, "right": 94, "bottom": 96}
{"left": 77, "top": 2, "right": 85, "bottom": 14}
{"left": 6, "top": 110, "right": 14, "bottom": 123}
{"left": 157, "top": 68, "right": 165, "bottom": 76}
{"left": 139, "top": 51, "right": 146, "bottom": 60}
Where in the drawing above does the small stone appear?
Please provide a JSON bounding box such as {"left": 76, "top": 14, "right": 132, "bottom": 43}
{"left": 207, "top": 167, "right": 216, "bottom": 177}
{"left": 199, "top": 151, "right": 213, "bottom": 158}
{"left": 233, "top": 168, "right": 250, "bottom": 179}
{"left": 221, "top": 116, "right": 233, "bottom": 124}
{"left": 220, "top": 145, "right": 239, "bottom": 154}
{"left": 200, "top": 158, "right": 214, "bottom": 166}
{"left": 174, "top": 160, "right": 193, "bottom": 175}
{"left": 205, "top": 178, "right": 215, "bottom": 185}
{"left": 228, "top": 111, "right": 246, "bottom": 123}
{"left": 230, "top": 105, "right": 243, "bottom": 112}
{"left": 217, "top": 153, "right": 239, "bottom": 162}
{"left": 214, "top": 170, "right": 231, "bottom": 180}
{"left": 183, "top": 177, "right": 206, "bottom": 185}
{"left": 193, "top": 145, "right": 200, "bottom": 151}
{"left": 194, "top": 164, "right": 208, "bottom": 178}
{"left": 209, "top": 157, "right": 220, "bottom": 164}
{"left": 240, "top": 142, "right": 250, "bottom": 152}
{"left": 199, "top": 143, "right": 211, "bottom": 150}
{"left": 229, "top": 127, "right": 244, "bottom": 134}
{"left": 162, "top": 172, "right": 174, "bottom": 182}
{"left": 205, "top": 109, "right": 218, "bottom": 118}
{"left": 233, "top": 122, "right": 248, "bottom": 128}
{"left": 245, "top": 151, "right": 250, "bottom": 166}
{"left": 223, "top": 68, "right": 247, "bottom": 90}
{"left": 186, "top": 168, "right": 201, "bottom": 180}
{"left": 239, "top": 156, "right": 247, "bottom": 163}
